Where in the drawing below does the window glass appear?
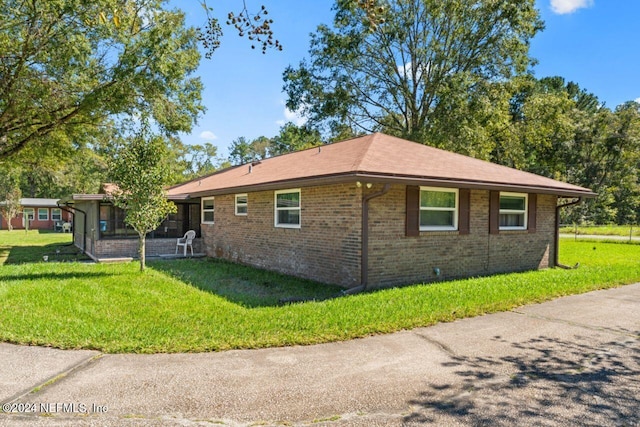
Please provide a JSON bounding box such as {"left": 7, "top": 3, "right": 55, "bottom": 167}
{"left": 275, "top": 190, "right": 300, "bottom": 227}
{"left": 202, "top": 197, "right": 215, "bottom": 223}
{"left": 499, "top": 193, "right": 527, "bottom": 230}
{"left": 99, "top": 204, "right": 135, "bottom": 238}
{"left": 51, "top": 208, "right": 62, "bottom": 221}
{"left": 500, "top": 196, "right": 525, "bottom": 211}
{"left": 500, "top": 213, "right": 525, "bottom": 227}
{"left": 38, "top": 208, "right": 48, "bottom": 220}
{"left": 421, "top": 191, "right": 456, "bottom": 208}
{"left": 276, "top": 192, "right": 299, "bottom": 208}
{"left": 23, "top": 208, "right": 34, "bottom": 220}
{"left": 420, "top": 210, "right": 454, "bottom": 227}
{"left": 235, "top": 194, "right": 248, "bottom": 215}
{"left": 419, "top": 188, "right": 458, "bottom": 230}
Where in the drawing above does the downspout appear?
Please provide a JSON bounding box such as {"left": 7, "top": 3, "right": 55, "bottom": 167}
{"left": 555, "top": 197, "right": 582, "bottom": 269}
{"left": 344, "top": 183, "right": 391, "bottom": 295}
{"left": 59, "top": 201, "right": 87, "bottom": 254}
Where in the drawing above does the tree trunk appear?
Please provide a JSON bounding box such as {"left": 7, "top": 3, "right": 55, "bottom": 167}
{"left": 139, "top": 234, "right": 146, "bottom": 271}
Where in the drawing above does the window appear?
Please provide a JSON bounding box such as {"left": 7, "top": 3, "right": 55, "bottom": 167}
{"left": 499, "top": 192, "right": 528, "bottom": 230}
{"left": 51, "top": 208, "right": 62, "bottom": 221}
{"left": 38, "top": 208, "right": 49, "bottom": 221}
{"left": 23, "top": 208, "right": 34, "bottom": 220}
{"left": 202, "top": 197, "right": 215, "bottom": 224}
{"left": 235, "top": 194, "right": 248, "bottom": 216}
{"left": 419, "top": 187, "right": 458, "bottom": 231}
{"left": 275, "top": 189, "right": 300, "bottom": 228}
{"left": 99, "top": 203, "right": 135, "bottom": 238}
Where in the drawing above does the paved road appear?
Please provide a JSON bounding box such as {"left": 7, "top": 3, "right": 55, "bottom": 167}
{"left": 1, "top": 284, "right": 638, "bottom": 426}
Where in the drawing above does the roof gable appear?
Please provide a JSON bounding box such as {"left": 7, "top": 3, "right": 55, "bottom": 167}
{"left": 168, "top": 133, "right": 594, "bottom": 198}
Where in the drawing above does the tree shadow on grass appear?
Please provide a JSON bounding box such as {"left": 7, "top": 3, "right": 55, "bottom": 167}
{"left": 149, "top": 258, "right": 344, "bottom": 308}
{"left": 0, "top": 272, "right": 116, "bottom": 282}
{"left": 405, "top": 334, "right": 640, "bottom": 426}
{"left": 2, "top": 242, "right": 90, "bottom": 265}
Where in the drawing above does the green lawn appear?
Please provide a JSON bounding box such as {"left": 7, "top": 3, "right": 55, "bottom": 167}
{"left": 0, "top": 230, "right": 639, "bottom": 353}
{"left": 0, "top": 230, "right": 84, "bottom": 264}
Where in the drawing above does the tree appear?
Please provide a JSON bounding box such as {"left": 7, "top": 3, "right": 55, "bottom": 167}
{"left": 501, "top": 78, "right": 640, "bottom": 225}
{"left": 270, "top": 123, "right": 322, "bottom": 155}
{"left": 109, "top": 132, "right": 177, "bottom": 271}
{"left": 184, "top": 142, "right": 221, "bottom": 177}
{"left": 284, "top": 0, "right": 543, "bottom": 144}
{"left": 228, "top": 136, "right": 272, "bottom": 165}
{"left": 0, "top": 0, "right": 203, "bottom": 161}
{"left": 0, "top": 186, "right": 22, "bottom": 232}
{"left": 228, "top": 137, "right": 253, "bottom": 165}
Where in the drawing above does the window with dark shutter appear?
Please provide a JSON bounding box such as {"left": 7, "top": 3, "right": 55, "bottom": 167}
{"left": 406, "top": 186, "right": 420, "bottom": 236}
{"left": 489, "top": 191, "right": 500, "bottom": 235}
{"left": 528, "top": 193, "right": 537, "bottom": 233}
{"left": 459, "top": 189, "right": 470, "bottom": 235}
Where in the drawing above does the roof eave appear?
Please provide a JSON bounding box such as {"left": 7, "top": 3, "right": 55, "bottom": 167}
{"left": 171, "top": 172, "right": 596, "bottom": 199}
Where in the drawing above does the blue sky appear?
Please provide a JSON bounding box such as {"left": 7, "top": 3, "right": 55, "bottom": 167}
{"left": 174, "top": 0, "right": 640, "bottom": 158}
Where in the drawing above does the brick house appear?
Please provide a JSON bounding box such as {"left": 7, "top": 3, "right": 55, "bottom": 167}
{"left": 0, "top": 198, "right": 72, "bottom": 231}
{"left": 166, "top": 133, "right": 595, "bottom": 289}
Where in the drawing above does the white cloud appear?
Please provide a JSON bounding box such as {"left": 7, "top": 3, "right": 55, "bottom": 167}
{"left": 635, "top": 97, "right": 640, "bottom": 104}
{"left": 199, "top": 130, "right": 218, "bottom": 140}
{"left": 397, "top": 61, "right": 431, "bottom": 81}
{"left": 550, "top": 0, "right": 594, "bottom": 15}
{"left": 398, "top": 62, "right": 412, "bottom": 79}
{"left": 276, "top": 104, "right": 308, "bottom": 127}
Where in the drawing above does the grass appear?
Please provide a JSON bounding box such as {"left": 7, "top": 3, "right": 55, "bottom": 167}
{"left": 0, "top": 230, "right": 639, "bottom": 353}
{"left": 0, "top": 230, "right": 86, "bottom": 265}
{"left": 559, "top": 224, "right": 640, "bottom": 237}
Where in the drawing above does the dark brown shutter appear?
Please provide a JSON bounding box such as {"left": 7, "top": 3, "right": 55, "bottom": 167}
{"left": 459, "top": 189, "right": 470, "bottom": 235}
{"left": 528, "top": 193, "right": 537, "bottom": 233}
{"left": 406, "top": 186, "right": 420, "bottom": 237}
{"left": 489, "top": 190, "right": 500, "bottom": 235}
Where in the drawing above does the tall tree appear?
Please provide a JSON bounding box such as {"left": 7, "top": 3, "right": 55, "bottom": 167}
{"left": 228, "top": 137, "right": 253, "bottom": 165}
{"left": 228, "top": 136, "right": 272, "bottom": 165}
{"left": 185, "top": 142, "right": 220, "bottom": 177}
{"left": 270, "top": 123, "right": 322, "bottom": 155}
{"left": 0, "top": 0, "right": 203, "bottom": 160}
{"left": 109, "top": 131, "right": 177, "bottom": 271}
{"left": 284, "top": 0, "right": 543, "bottom": 144}
{"left": 0, "top": 186, "right": 22, "bottom": 232}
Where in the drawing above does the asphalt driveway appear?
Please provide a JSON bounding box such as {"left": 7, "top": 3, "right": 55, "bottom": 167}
{"left": 1, "top": 283, "right": 638, "bottom": 426}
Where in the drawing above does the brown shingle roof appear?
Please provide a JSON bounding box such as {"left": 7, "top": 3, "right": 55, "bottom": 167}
{"left": 168, "top": 133, "right": 595, "bottom": 198}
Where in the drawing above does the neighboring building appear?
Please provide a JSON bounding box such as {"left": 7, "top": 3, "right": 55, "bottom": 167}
{"left": 0, "top": 198, "right": 72, "bottom": 231}
{"left": 64, "top": 134, "right": 595, "bottom": 287}
{"left": 163, "top": 133, "right": 595, "bottom": 289}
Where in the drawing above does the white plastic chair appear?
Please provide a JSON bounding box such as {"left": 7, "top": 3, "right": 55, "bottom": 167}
{"left": 176, "top": 230, "right": 196, "bottom": 256}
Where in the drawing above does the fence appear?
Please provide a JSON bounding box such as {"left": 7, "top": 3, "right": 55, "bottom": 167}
{"left": 559, "top": 224, "right": 639, "bottom": 242}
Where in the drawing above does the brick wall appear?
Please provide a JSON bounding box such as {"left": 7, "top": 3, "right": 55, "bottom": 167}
{"left": 93, "top": 237, "right": 203, "bottom": 258}
{"left": 366, "top": 185, "right": 557, "bottom": 288}
{"left": 201, "top": 183, "right": 362, "bottom": 287}
{"left": 199, "top": 183, "right": 558, "bottom": 289}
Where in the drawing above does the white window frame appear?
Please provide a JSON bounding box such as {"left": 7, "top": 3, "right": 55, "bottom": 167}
{"left": 235, "top": 194, "right": 248, "bottom": 216}
{"left": 23, "top": 208, "right": 35, "bottom": 220}
{"left": 37, "top": 208, "right": 49, "bottom": 221}
{"left": 51, "top": 208, "right": 62, "bottom": 221}
{"left": 499, "top": 192, "right": 528, "bottom": 231}
{"left": 201, "top": 197, "right": 215, "bottom": 224}
{"left": 419, "top": 187, "right": 459, "bottom": 231}
{"left": 274, "top": 189, "right": 301, "bottom": 229}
